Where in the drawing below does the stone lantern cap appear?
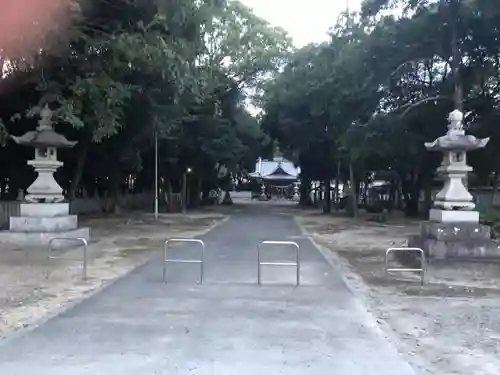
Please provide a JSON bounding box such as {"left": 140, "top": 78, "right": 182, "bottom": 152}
{"left": 425, "top": 134, "right": 490, "bottom": 151}
{"left": 425, "top": 109, "right": 489, "bottom": 151}
{"left": 10, "top": 105, "right": 77, "bottom": 148}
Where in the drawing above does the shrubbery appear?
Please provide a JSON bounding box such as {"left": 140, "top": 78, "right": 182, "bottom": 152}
{"left": 480, "top": 209, "right": 500, "bottom": 239}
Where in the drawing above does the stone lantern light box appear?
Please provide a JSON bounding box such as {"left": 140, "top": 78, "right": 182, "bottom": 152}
{"left": 0, "top": 105, "right": 89, "bottom": 248}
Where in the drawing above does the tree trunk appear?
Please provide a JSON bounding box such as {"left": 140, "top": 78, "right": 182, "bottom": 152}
{"left": 221, "top": 191, "right": 233, "bottom": 205}
{"left": 0, "top": 176, "right": 6, "bottom": 199}
{"left": 201, "top": 185, "right": 210, "bottom": 203}
{"left": 107, "top": 171, "right": 122, "bottom": 214}
{"left": 193, "top": 177, "right": 202, "bottom": 207}
{"left": 491, "top": 172, "right": 500, "bottom": 206}
{"left": 166, "top": 180, "right": 173, "bottom": 212}
{"left": 423, "top": 177, "right": 433, "bottom": 219}
{"left": 299, "top": 179, "right": 312, "bottom": 206}
{"left": 182, "top": 173, "right": 187, "bottom": 213}
{"left": 349, "top": 160, "right": 358, "bottom": 217}
{"left": 405, "top": 193, "right": 420, "bottom": 217}
{"left": 322, "top": 178, "right": 331, "bottom": 214}
{"left": 334, "top": 161, "right": 340, "bottom": 211}
{"left": 403, "top": 182, "right": 420, "bottom": 217}
{"left": 68, "top": 134, "right": 91, "bottom": 200}
{"left": 388, "top": 175, "right": 397, "bottom": 214}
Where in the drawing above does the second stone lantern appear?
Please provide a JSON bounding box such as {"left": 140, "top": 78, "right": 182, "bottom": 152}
{"left": 409, "top": 109, "right": 499, "bottom": 260}
{"left": 425, "top": 109, "right": 489, "bottom": 223}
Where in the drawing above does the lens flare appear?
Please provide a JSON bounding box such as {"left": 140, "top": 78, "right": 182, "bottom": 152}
{"left": 0, "top": 0, "right": 72, "bottom": 57}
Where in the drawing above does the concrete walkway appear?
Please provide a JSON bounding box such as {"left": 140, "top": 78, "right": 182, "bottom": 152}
{"left": 0, "top": 204, "right": 417, "bottom": 374}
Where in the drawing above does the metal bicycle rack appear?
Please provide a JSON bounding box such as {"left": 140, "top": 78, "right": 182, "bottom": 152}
{"left": 385, "top": 247, "right": 426, "bottom": 285}
{"left": 47, "top": 237, "right": 89, "bottom": 280}
{"left": 258, "top": 241, "right": 300, "bottom": 286}
{"left": 163, "top": 239, "right": 205, "bottom": 284}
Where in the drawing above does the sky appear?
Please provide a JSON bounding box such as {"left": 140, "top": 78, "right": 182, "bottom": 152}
{"left": 240, "top": 0, "right": 362, "bottom": 47}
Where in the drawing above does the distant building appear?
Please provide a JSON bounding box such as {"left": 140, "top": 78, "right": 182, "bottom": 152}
{"left": 248, "top": 156, "right": 300, "bottom": 185}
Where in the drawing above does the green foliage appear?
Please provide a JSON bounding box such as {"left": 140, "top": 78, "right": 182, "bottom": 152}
{"left": 260, "top": 0, "right": 500, "bottom": 216}
{"left": 0, "top": 0, "right": 292, "bottom": 203}
{"left": 0, "top": 119, "right": 7, "bottom": 146}
{"left": 367, "top": 212, "right": 389, "bottom": 223}
{"left": 480, "top": 208, "right": 500, "bottom": 239}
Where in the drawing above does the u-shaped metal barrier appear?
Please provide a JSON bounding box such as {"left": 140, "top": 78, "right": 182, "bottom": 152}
{"left": 163, "top": 239, "right": 205, "bottom": 284}
{"left": 258, "top": 241, "right": 300, "bottom": 286}
{"left": 385, "top": 247, "right": 426, "bottom": 285}
{"left": 47, "top": 237, "right": 89, "bottom": 280}
{"left": 161, "top": 238, "right": 301, "bottom": 286}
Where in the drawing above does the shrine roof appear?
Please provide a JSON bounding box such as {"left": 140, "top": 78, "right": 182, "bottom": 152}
{"left": 249, "top": 156, "right": 300, "bottom": 179}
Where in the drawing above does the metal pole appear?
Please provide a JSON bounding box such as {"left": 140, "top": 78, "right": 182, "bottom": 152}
{"left": 296, "top": 242, "right": 300, "bottom": 287}
{"left": 82, "top": 239, "right": 88, "bottom": 280}
{"left": 200, "top": 240, "right": 205, "bottom": 284}
{"left": 162, "top": 240, "right": 168, "bottom": 282}
{"left": 182, "top": 172, "right": 187, "bottom": 214}
{"left": 257, "top": 243, "right": 261, "bottom": 285}
{"left": 154, "top": 130, "right": 159, "bottom": 220}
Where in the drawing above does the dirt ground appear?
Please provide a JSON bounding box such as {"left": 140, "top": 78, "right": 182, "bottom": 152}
{"left": 295, "top": 208, "right": 500, "bottom": 375}
{"left": 0, "top": 211, "right": 227, "bottom": 340}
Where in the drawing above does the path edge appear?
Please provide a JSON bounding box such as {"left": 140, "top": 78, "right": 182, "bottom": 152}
{"left": 293, "top": 215, "right": 427, "bottom": 375}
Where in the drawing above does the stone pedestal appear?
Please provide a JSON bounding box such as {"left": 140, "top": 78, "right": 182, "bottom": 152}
{"left": 429, "top": 208, "right": 479, "bottom": 223}
{"left": 0, "top": 202, "right": 89, "bottom": 249}
{"left": 409, "top": 221, "right": 500, "bottom": 261}
{"left": 25, "top": 156, "right": 65, "bottom": 203}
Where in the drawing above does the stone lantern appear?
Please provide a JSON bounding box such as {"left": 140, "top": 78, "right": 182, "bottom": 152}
{"left": 11, "top": 105, "right": 76, "bottom": 203}
{"left": 409, "top": 109, "right": 499, "bottom": 260}
{"left": 424, "top": 109, "right": 489, "bottom": 223}
{"left": 0, "top": 105, "right": 89, "bottom": 249}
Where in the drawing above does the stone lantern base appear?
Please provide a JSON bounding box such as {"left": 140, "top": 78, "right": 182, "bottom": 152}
{"left": 0, "top": 202, "right": 89, "bottom": 249}
{"left": 408, "top": 220, "right": 500, "bottom": 261}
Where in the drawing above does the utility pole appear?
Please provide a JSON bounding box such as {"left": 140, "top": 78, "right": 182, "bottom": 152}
{"left": 182, "top": 167, "right": 192, "bottom": 214}
{"left": 182, "top": 170, "right": 187, "bottom": 214}
{"left": 154, "top": 130, "right": 159, "bottom": 220}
